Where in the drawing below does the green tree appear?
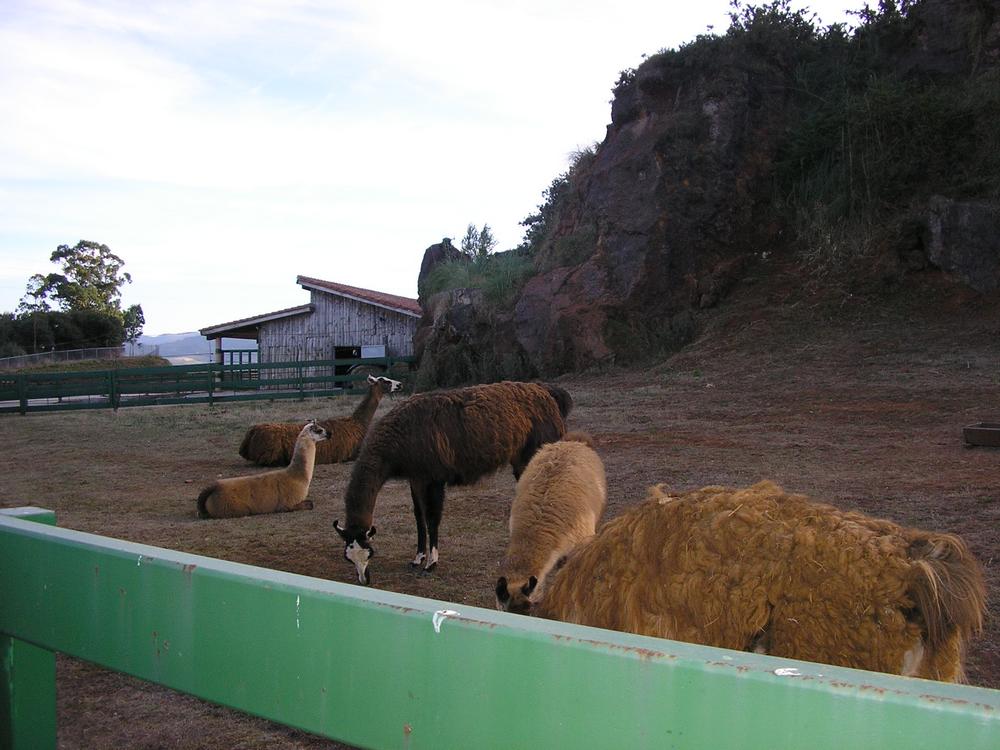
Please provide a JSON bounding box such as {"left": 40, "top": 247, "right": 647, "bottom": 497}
{"left": 20, "top": 240, "right": 133, "bottom": 317}
{"left": 123, "top": 304, "right": 145, "bottom": 349}
{"left": 460, "top": 223, "right": 498, "bottom": 259}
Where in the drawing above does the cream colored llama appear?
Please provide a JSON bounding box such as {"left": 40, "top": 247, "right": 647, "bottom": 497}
{"left": 197, "top": 421, "right": 330, "bottom": 519}
{"left": 495, "top": 432, "right": 606, "bottom": 614}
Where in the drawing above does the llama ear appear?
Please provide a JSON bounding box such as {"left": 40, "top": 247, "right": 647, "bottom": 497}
{"left": 368, "top": 374, "right": 377, "bottom": 384}
{"left": 366, "top": 526, "right": 376, "bottom": 539}
{"left": 333, "top": 520, "right": 349, "bottom": 541}
{"left": 495, "top": 576, "right": 510, "bottom": 603}
{"left": 522, "top": 576, "right": 538, "bottom": 596}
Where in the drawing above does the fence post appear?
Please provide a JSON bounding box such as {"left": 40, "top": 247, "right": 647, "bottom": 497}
{"left": 298, "top": 363, "right": 304, "bottom": 401}
{"left": 208, "top": 364, "right": 215, "bottom": 407}
{"left": 108, "top": 369, "right": 119, "bottom": 410}
{"left": 0, "top": 636, "right": 56, "bottom": 750}
{"left": 1, "top": 508, "right": 57, "bottom": 750}
{"left": 17, "top": 374, "right": 27, "bottom": 416}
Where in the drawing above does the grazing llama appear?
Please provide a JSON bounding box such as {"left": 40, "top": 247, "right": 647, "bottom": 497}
{"left": 532, "top": 481, "right": 985, "bottom": 682}
{"left": 334, "top": 381, "right": 572, "bottom": 584}
{"left": 496, "top": 433, "right": 607, "bottom": 614}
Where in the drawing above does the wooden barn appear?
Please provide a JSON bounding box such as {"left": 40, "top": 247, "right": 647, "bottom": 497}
{"left": 199, "top": 276, "right": 421, "bottom": 372}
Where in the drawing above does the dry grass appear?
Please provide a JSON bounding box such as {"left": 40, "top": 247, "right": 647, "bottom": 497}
{"left": 1, "top": 270, "right": 999, "bottom": 748}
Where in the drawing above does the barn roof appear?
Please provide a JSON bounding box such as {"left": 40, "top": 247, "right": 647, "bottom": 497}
{"left": 199, "top": 304, "right": 314, "bottom": 340}
{"left": 297, "top": 275, "right": 421, "bottom": 317}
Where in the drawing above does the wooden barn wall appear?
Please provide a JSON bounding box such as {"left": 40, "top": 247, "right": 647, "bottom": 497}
{"left": 257, "top": 292, "right": 418, "bottom": 365}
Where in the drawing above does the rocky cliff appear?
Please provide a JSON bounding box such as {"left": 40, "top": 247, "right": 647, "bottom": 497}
{"left": 416, "top": 0, "right": 1000, "bottom": 386}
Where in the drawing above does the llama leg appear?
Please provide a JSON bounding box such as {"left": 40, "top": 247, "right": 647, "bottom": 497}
{"left": 286, "top": 500, "right": 314, "bottom": 512}
{"left": 423, "top": 482, "right": 446, "bottom": 572}
{"left": 409, "top": 481, "right": 428, "bottom": 567}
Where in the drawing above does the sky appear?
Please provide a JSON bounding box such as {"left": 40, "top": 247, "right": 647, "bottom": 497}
{"left": 0, "top": 0, "right": 858, "bottom": 336}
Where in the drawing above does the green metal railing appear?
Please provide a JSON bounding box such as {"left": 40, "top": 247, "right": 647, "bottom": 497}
{"left": 2, "top": 508, "right": 998, "bottom": 750}
{"left": 0, "top": 356, "right": 415, "bottom": 414}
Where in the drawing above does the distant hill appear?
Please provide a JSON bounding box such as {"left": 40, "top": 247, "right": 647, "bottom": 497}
{"left": 134, "top": 332, "right": 255, "bottom": 364}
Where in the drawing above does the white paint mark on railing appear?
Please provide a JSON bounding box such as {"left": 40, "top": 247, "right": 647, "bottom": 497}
{"left": 433, "top": 609, "right": 460, "bottom": 634}
{"left": 774, "top": 668, "right": 801, "bottom": 677}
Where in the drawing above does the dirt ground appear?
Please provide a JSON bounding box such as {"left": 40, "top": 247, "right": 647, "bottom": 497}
{"left": 1, "top": 269, "right": 998, "bottom": 749}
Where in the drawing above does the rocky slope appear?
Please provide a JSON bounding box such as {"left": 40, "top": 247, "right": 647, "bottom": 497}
{"left": 416, "top": 0, "right": 999, "bottom": 385}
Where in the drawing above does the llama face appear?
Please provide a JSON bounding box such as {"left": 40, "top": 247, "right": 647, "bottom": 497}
{"left": 334, "top": 521, "right": 376, "bottom": 584}
{"left": 368, "top": 374, "right": 403, "bottom": 393}
{"left": 495, "top": 575, "right": 537, "bottom": 614}
{"left": 304, "top": 422, "right": 331, "bottom": 442}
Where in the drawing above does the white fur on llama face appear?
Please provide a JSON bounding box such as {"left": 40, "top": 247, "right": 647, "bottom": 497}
{"left": 345, "top": 541, "right": 372, "bottom": 584}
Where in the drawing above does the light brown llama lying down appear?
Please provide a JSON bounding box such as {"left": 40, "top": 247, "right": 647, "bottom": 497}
{"left": 496, "top": 432, "right": 606, "bottom": 614}
{"left": 198, "top": 421, "right": 331, "bottom": 519}
{"left": 239, "top": 375, "right": 401, "bottom": 466}
{"left": 532, "top": 481, "right": 986, "bottom": 682}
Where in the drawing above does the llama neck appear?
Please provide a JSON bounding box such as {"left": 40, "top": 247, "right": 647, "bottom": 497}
{"left": 350, "top": 385, "right": 384, "bottom": 426}
{"left": 343, "top": 453, "right": 389, "bottom": 529}
{"left": 287, "top": 437, "right": 317, "bottom": 478}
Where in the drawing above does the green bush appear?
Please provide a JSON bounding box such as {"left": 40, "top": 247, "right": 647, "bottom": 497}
{"left": 421, "top": 251, "right": 533, "bottom": 309}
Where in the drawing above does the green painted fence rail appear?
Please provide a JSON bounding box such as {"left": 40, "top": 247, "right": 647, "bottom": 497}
{"left": 2, "top": 509, "right": 998, "bottom": 750}
{"left": 0, "top": 356, "right": 415, "bottom": 415}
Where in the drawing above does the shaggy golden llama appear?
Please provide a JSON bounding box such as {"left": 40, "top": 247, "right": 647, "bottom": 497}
{"left": 198, "top": 421, "right": 331, "bottom": 519}
{"left": 496, "top": 432, "right": 606, "bottom": 614}
{"left": 239, "top": 374, "right": 401, "bottom": 466}
{"left": 534, "top": 481, "right": 986, "bottom": 682}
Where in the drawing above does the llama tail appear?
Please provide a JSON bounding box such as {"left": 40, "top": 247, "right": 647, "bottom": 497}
{"left": 562, "top": 431, "right": 595, "bottom": 447}
{"left": 544, "top": 385, "right": 573, "bottom": 419}
{"left": 906, "top": 533, "right": 986, "bottom": 678}
{"left": 196, "top": 486, "right": 214, "bottom": 519}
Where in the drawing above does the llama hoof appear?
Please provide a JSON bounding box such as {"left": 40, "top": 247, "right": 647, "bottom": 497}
{"left": 422, "top": 547, "right": 440, "bottom": 573}
{"left": 410, "top": 552, "right": 427, "bottom": 568}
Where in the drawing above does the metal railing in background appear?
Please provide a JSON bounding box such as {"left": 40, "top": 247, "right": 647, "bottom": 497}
{"left": 2, "top": 507, "right": 998, "bottom": 750}
{"left": 0, "top": 356, "right": 415, "bottom": 414}
{"left": 0, "top": 346, "right": 132, "bottom": 371}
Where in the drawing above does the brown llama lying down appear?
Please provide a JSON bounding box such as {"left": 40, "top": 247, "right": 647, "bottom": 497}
{"left": 238, "top": 374, "right": 401, "bottom": 466}
{"left": 533, "top": 481, "right": 986, "bottom": 682}
{"left": 334, "top": 380, "right": 572, "bottom": 584}
{"left": 496, "top": 432, "right": 607, "bottom": 614}
{"left": 198, "top": 421, "right": 331, "bottom": 519}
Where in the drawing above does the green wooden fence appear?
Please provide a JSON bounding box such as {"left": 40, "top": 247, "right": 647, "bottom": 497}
{"left": 2, "top": 507, "right": 998, "bottom": 749}
{"left": 0, "top": 356, "right": 415, "bottom": 415}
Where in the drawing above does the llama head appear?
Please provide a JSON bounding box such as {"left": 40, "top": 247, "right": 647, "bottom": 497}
{"left": 368, "top": 374, "right": 403, "bottom": 393}
{"left": 333, "top": 520, "right": 376, "bottom": 584}
{"left": 302, "top": 420, "right": 331, "bottom": 442}
{"left": 495, "top": 575, "right": 537, "bottom": 614}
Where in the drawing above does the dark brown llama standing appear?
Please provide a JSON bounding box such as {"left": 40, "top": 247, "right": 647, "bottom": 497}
{"left": 334, "top": 381, "right": 572, "bottom": 584}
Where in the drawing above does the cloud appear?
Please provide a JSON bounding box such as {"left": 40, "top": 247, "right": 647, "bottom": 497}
{"left": 0, "top": 0, "right": 857, "bottom": 332}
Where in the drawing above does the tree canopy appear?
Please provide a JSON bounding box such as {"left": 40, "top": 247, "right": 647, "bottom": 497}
{"left": 3, "top": 240, "right": 144, "bottom": 356}
{"left": 20, "top": 240, "right": 133, "bottom": 317}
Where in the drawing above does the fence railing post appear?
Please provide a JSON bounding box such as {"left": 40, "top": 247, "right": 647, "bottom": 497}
{"left": 17, "top": 374, "right": 27, "bottom": 416}
{"left": 0, "top": 508, "right": 57, "bottom": 750}
{"left": 1, "top": 635, "right": 56, "bottom": 750}
{"left": 108, "top": 369, "right": 119, "bottom": 410}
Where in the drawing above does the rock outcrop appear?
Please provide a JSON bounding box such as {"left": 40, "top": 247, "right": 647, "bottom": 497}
{"left": 413, "top": 0, "right": 1000, "bottom": 386}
